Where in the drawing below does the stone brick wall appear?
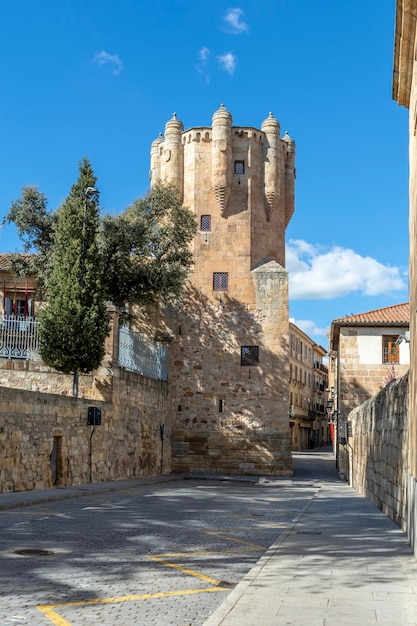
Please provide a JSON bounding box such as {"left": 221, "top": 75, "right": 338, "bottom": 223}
{"left": 169, "top": 262, "right": 293, "bottom": 476}
{"left": 172, "top": 430, "right": 291, "bottom": 475}
{"left": 0, "top": 369, "right": 169, "bottom": 493}
{"left": 348, "top": 372, "right": 409, "bottom": 529}
{"left": 0, "top": 358, "right": 94, "bottom": 397}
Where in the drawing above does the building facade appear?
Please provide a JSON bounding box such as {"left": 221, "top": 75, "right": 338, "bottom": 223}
{"left": 289, "top": 322, "right": 329, "bottom": 450}
{"left": 393, "top": 0, "right": 417, "bottom": 554}
{"left": 151, "top": 106, "right": 296, "bottom": 475}
{"left": 329, "top": 302, "right": 410, "bottom": 478}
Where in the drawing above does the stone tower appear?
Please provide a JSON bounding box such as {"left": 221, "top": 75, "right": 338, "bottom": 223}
{"left": 151, "top": 105, "right": 295, "bottom": 475}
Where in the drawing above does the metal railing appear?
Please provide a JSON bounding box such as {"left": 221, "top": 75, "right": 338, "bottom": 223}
{"left": 118, "top": 325, "right": 168, "bottom": 382}
{"left": 0, "top": 315, "right": 40, "bottom": 360}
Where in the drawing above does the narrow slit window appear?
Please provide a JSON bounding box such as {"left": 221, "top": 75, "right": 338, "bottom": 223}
{"left": 213, "top": 272, "right": 228, "bottom": 291}
{"left": 241, "top": 346, "right": 259, "bottom": 366}
{"left": 218, "top": 399, "right": 224, "bottom": 413}
{"left": 200, "top": 215, "right": 211, "bottom": 231}
{"left": 234, "top": 160, "right": 245, "bottom": 175}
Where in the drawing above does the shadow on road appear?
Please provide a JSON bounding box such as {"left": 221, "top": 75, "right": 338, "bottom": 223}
{"left": 292, "top": 446, "right": 341, "bottom": 483}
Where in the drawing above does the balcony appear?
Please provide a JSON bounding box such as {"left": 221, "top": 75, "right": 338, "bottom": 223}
{"left": 314, "top": 362, "right": 328, "bottom": 373}
{"left": 0, "top": 316, "right": 40, "bottom": 360}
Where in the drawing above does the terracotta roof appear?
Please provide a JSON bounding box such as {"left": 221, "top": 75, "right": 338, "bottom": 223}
{"left": 0, "top": 253, "right": 36, "bottom": 270}
{"left": 332, "top": 302, "right": 409, "bottom": 326}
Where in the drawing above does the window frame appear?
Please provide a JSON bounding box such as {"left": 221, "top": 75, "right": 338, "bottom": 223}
{"left": 234, "top": 160, "right": 245, "bottom": 175}
{"left": 200, "top": 214, "right": 212, "bottom": 232}
{"left": 213, "top": 272, "right": 229, "bottom": 291}
{"left": 382, "top": 335, "right": 400, "bottom": 364}
{"left": 241, "top": 345, "right": 259, "bottom": 366}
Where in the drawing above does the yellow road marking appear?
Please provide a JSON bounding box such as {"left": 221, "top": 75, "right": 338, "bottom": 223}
{"left": 36, "top": 605, "right": 72, "bottom": 626}
{"left": 147, "top": 555, "right": 222, "bottom": 586}
{"left": 34, "top": 501, "right": 282, "bottom": 625}
{"left": 201, "top": 530, "right": 266, "bottom": 550}
{"left": 151, "top": 546, "right": 261, "bottom": 557}
{"left": 37, "top": 587, "right": 228, "bottom": 625}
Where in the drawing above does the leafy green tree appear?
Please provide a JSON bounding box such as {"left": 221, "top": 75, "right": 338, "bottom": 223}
{"left": 37, "top": 158, "right": 109, "bottom": 397}
{"left": 5, "top": 165, "right": 196, "bottom": 394}
{"left": 3, "top": 186, "right": 55, "bottom": 295}
{"left": 5, "top": 180, "right": 196, "bottom": 310}
{"left": 101, "top": 181, "right": 196, "bottom": 312}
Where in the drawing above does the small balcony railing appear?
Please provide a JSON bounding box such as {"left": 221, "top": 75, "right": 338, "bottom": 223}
{"left": 0, "top": 315, "right": 40, "bottom": 360}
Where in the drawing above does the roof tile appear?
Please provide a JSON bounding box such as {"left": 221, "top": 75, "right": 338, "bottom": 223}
{"left": 332, "top": 302, "right": 409, "bottom": 325}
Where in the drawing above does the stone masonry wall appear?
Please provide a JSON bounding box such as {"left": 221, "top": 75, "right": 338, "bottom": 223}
{"left": 348, "top": 372, "right": 409, "bottom": 529}
{"left": 0, "top": 369, "right": 169, "bottom": 493}
{"left": 169, "top": 262, "right": 293, "bottom": 476}
{"left": 0, "top": 359, "right": 94, "bottom": 397}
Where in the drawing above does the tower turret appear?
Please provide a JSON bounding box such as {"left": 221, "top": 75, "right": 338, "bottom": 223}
{"left": 261, "top": 112, "right": 281, "bottom": 222}
{"left": 150, "top": 133, "right": 163, "bottom": 183}
{"left": 162, "top": 113, "right": 184, "bottom": 199}
{"left": 211, "top": 104, "right": 232, "bottom": 216}
{"left": 282, "top": 130, "right": 296, "bottom": 227}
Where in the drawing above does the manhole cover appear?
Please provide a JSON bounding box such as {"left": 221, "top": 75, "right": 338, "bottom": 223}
{"left": 14, "top": 549, "right": 54, "bottom": 556}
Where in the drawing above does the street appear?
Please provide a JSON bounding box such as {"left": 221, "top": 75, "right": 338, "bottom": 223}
{"left": 0, "top": 451, "right": 336, "bottom": 625}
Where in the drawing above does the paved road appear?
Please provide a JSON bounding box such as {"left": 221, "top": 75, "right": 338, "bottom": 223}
{"left": 0, "top": 450, "right": 337, "bottom": 625}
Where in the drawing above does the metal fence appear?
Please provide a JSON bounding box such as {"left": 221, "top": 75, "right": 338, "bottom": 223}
{"left": 0, "top": 315, "right": 40, "bottom": 360}
{"left": 118, "top": 325, "right": 168, "bottom": 382}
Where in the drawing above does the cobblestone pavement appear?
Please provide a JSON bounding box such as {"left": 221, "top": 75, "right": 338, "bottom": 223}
{"left": 0, "top": 477, "right": 320, "bottom": 626}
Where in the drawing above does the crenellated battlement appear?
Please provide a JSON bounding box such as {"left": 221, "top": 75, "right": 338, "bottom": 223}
{"left": 151, "top": 105, "right": 295, "bottom": 235}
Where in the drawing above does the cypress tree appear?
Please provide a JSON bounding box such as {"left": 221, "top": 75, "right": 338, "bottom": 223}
{"left": 38, "top": 158, "right": 109, "bottom": 396}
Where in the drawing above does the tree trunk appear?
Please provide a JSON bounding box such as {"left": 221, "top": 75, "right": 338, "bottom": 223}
{"left": 73, "top": 367, "right": 79, "bottom": 398}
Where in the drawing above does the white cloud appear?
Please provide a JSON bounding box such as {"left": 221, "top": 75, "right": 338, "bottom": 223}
{"left": 93, "top": 51, "right": 123, "bottom": 75}
{"left": 198, "top": 46, "right": 210, "bottom": 63}
{"left": 217, "top": 52, "right": 237, "bottom": 75}
{"left": 291, "top": 318, "right": 329, "bottom": 340}
{"left": 223, "top": 8, "right": 249, "bottom": 34}
{"left": 196, "top": 47, "right": 211, "bottom": 83}
{"left": 286, "top": 239, "right": 407, "bottom": 300}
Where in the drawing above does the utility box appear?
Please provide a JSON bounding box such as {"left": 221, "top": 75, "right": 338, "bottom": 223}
{"left": 87, "top": 407, "right": 102, "bottom": 426}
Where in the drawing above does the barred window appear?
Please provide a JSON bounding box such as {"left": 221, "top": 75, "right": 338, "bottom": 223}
{"left": 213, "top": 272, "right": 228, "bottom": 291}
{"left": 200, "top": 214, "right": 211, "bottom": 231}
{"left": 241, "top": 346, "right": 259, "bottom": 366}
{"left": 234, "top": 160, "right": 245, "bottom": 175}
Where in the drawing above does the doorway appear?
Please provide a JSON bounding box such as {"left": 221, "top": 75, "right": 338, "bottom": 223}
{"left": 50, "top": 435, "right": 63, "bottom": 486}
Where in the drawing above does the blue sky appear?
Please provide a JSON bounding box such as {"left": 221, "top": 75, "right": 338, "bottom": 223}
{"left": 0, "top": 1, "right": 409, "bottom": 347}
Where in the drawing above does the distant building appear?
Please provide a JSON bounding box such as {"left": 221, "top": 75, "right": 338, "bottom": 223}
{"left": 329, "top": 303, "right": 409, "bottom": 452}
{"left": 289, "top": 321, "right": 329, "bottom": 450}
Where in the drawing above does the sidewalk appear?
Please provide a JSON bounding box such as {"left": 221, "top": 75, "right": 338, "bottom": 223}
{"left": 0, "top": 473, "right": 180, "bottom": 511}
{"left": 204, "top": 467, "right": 417, "bottom": 625}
